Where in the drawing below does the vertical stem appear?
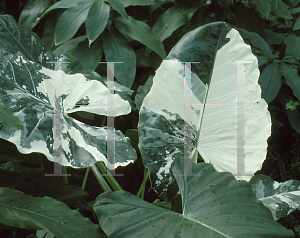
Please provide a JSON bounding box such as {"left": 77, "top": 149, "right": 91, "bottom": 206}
{"left": 96, "top": 161, "right": 123, "bottom": 191}
{"left": 82, "top": 167, "right": 90, "bottom": 190}
{"left": 91, "top": 164, "right": 111, "bottom": 192}
{"left": 62, "top": 166, "right": 68, "bottom": 184}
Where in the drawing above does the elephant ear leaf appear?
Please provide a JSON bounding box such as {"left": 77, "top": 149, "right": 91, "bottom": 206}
{"left": 138, "top": 21, "right": 271, "bottom": 198}
{"left": 0, "top": 53, "right": 136, "bottom": 169}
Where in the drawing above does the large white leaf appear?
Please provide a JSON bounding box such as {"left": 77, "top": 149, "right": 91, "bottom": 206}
{"left": 0, "top": 53, "right": 136, "bottom": 168}
{"left": 138, "top": 22, "right": 272, "bottom": 197}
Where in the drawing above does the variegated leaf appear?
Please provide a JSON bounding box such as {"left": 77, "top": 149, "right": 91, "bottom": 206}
{"left": 0, "top": 53, "right": 136, "bottom": 168}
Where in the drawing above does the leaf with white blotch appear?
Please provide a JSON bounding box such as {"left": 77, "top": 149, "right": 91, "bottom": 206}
{"left": 0, "top": 52, "right": 136, "bottom": 168}
{"left": 138, "top": 22, "right": 271, "bottom": 198}
{"left": 93, "top": 157, "right": 294, "bottom": 238}
{"left": 250, "top": 174, "right": 300, "bottom": 221}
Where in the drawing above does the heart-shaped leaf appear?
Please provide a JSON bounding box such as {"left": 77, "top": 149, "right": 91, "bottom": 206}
{"left": 93, "top": 157, "right": 294, "bottom": 237}
{"left": 138, "top": 22, "right": 271, "bottom": 198}
{"left": 0, "top": 53, "right": 136, "bottom": 168}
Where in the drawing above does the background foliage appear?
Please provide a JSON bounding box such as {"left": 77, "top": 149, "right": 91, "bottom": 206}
{"left": 0, "top": 0, "right": 300, "bottom": 237}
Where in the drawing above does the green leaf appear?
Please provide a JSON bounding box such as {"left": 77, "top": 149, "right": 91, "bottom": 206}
{"left": 258, "top": 63, "right": 282, "bottom": 104}
{"left": 0, "top": 187, "right": 103, "bottom": 238}
{"left": 280, "top": 62, "right": 300, "bottom": 101}
{"left": 105, "top": 0, "right": 129, "bottom": 20}
{"left": 152, "top": 5, "right": 197, "bottom": 42}
{"left": 251, "top": 0, "right": 272, "bottom": 19}
{"left": 38, "top": 0, "right": 94, "bottom": 20}
{"left": 277, "top": 90, "right": 300, "bottom": 134}
{"left": 0, "top": 103, "right": 24, "bottom": 132}
{"left": 0, "top": 52, "right": 136, "bottom": 169}
{"left": 86, "top": 0, "right": 110, "bottom": 44}
{"left": 113, "top": 15, "right": 166, "bottom": 59}
{"left": 52, "top": 35, "right": 87, "bottom": 55}
{"left": 119, "top": 0, "right": 174, "bottom": 7}
{"left": 54, "top": 1, "right": 93, "bottom": 45}
{"left": 134, "top": 75, "right": 153, "bottom": 110}
{"left": 93, "top": 158, "right": 294, "bottom": 238}
{"left": 284, "top": 35, "right": 300, "bottom": 58}
{"left": 125, "top": 129, "right": 139, "bottom": 153}
{"left": 237, "top": 28, "right": 272, "bottom": 56}
{"left": 73, "top": 37, "right": 103, "bottom": 71}
{"left": 293, "top": 16, "right": 300, "bottom": 31}
{"left": 18, "top": 0, "right": 55, "bottom": 30}
{"left": 0, "top": 15, "right": 44, "bottom": 63}
{"left": 102, "top": 28, "right": 136, "bottom": 88}
{"left": 250, "top": 174, "right": 300, "bottom": 221}
{"left": 138, "top": 22, "right": 271, "bottom": 198}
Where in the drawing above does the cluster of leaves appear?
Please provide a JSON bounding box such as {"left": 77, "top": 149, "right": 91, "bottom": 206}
{"left": 0, "top": 0, "right": 300, "bottom": 237}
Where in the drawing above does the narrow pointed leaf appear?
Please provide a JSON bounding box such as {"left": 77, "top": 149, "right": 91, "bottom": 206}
{"left": 0, "top": 53, "right": 136, "bottom": 168}
{"left": 258, "top": 62, "right": 282, "bottom": 104}
{"left": 18, "top": 0, "right": 55, "bottom": 30}
{"left": 73, "top": 36, "right": 103, "bottom": 71}
{"left": 54, "top": 1, "right": 93, "bottom": 45}
{"left": 86, "top": 0, "right": 110, "bottom": 43}
{"left": 280, "top": 62, "right": 300, "bottom": 101}
{"left": 118, "top": 0, "right": 174, "bottom": 7}
{"left": 0, "top": 187, "right": 103, "bottom": 238}
{"left": 113, "top": 15, "right": 166, "bottom": 59}
{"left": 93, "top": 158, "right": 293, "bottom": 238}
{"left": 102, "top": 28, "right": 136, "bottom": 88}
{"left": 294, "top": 16, "right": 300, "bottom": 31}
{"left": 38, "top": 0, "right": 94, "bottom": 20}
{"left": 105, "top": 0, "right": 129, "bottom": 20}
{"left": 52, "top": 35, "right": 87, "bottom": 55}
{"left": 152, "top": 5, "right": 197, "bottom": 42}
{"left": 138, "top": 22, "right": 271, "bottom": 197}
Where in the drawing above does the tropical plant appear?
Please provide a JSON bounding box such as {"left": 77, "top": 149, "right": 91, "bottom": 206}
{"left": 1, "top": 0, "right": 300, "bottom": 237}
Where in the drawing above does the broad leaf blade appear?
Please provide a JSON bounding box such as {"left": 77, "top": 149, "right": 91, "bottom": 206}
{"left": 52, "top": 35, "right": 87, "bottom": 55}
{"left": 54, "top": 1, "right": 93, "bottom": 45}
{"left": 0, "top": 187, "right": 103, "bottom": 238}
{"left": 93, "top": 158, "right": 294, "bottom": 237}
{"left": 0, "top": 53, "right": 136, "bottom": 168}
{"left": 258, "top": 62, "right": 282, "bottom": 104}
{"left": 86, "top": 0, "right": 110, "bottom": 44}
{"left": 0, "top": 15, "right": 44, "bottom": 63}
{"left": 102, "top": 28, "right": 136, "bottom": 88}
{"left": 280, "top": 62, "right": 300, "bottom": 102}
{"left": 250, "top": 174, "right": 300, "bottom": 221}
{"left": 0, "top": 103, "right": 24, "bottom": 132}
{"left": 113, "top": 15, "right": 166, "bottom": 59}
{"left": 138, "top": 22, "right": 271, "bottom": 197}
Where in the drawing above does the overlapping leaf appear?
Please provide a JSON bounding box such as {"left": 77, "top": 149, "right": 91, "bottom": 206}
{"left": 250, "top": 174, "right": 300, "bottom": 221}
{"left": 0, "top": 187, "right": 103, "bottom": 238}
{"left": 93, "top": 157, "right": 294, "bottom": 238}
{"left": 138, "top": 22, "right": 271, "bottom": 198}
{"left": 0, "top": 53, "right": 136, "bottom": 168}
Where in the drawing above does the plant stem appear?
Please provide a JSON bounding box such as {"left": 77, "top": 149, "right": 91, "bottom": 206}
{"left": 136, "top": 168, "right": 150, "bottom": 199}
{"left": 62, "top": 166, "right": 68, "bottom": 184}
{"left": 82, "top": 167, "right": 90, "bottom": 190}
{"left": 96, "top": 161, "right": 123, "bottom": 191}
{"left": 91, "top": 164, "right": 111, "bottom": 192}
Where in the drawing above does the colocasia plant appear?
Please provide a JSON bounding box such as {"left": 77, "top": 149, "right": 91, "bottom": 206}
{"left": 0, "top": 6, "right": 299, "bottom": 238}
